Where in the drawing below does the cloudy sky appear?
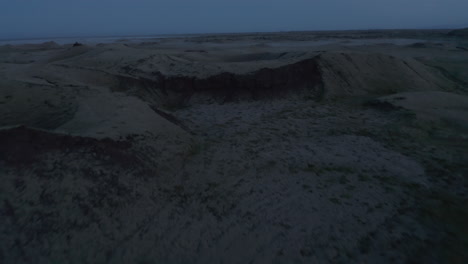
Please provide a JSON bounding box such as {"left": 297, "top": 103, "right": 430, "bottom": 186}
{"left": 1, "top": 0, "right": 468, "bottom": 39}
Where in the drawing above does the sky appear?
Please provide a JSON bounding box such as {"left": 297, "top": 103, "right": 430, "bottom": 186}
{"left": 1, "top": 0, "right": 468, "bottom": 39}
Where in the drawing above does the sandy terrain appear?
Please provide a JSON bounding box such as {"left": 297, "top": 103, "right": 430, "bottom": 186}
{"left": 1, "top": 30, "right": 467, "bottom": 263}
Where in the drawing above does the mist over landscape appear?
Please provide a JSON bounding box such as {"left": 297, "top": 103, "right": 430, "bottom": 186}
{"left": 1, "top": 1, "right": 468, "bottom": 264}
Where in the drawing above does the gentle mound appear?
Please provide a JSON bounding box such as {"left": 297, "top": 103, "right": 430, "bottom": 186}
{"left": 372, "top": 91, "right": 468, "bottom": 130}
{"left": 448, "top": 28, "right": 468, "bottom": 37}
{"left": 317, "top": 53, "right": 454, "bottom": 97}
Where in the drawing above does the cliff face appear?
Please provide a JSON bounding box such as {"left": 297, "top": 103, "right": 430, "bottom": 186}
{"left": 154, "top": 57, "right": 324, "bottom": 106}
{"left": 115, "top": 57, "right": 324, "bottom": 107}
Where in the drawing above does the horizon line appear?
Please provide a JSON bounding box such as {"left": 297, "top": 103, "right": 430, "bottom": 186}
{"left": 0, "top": 27, "right": 464, "bottom": 42}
